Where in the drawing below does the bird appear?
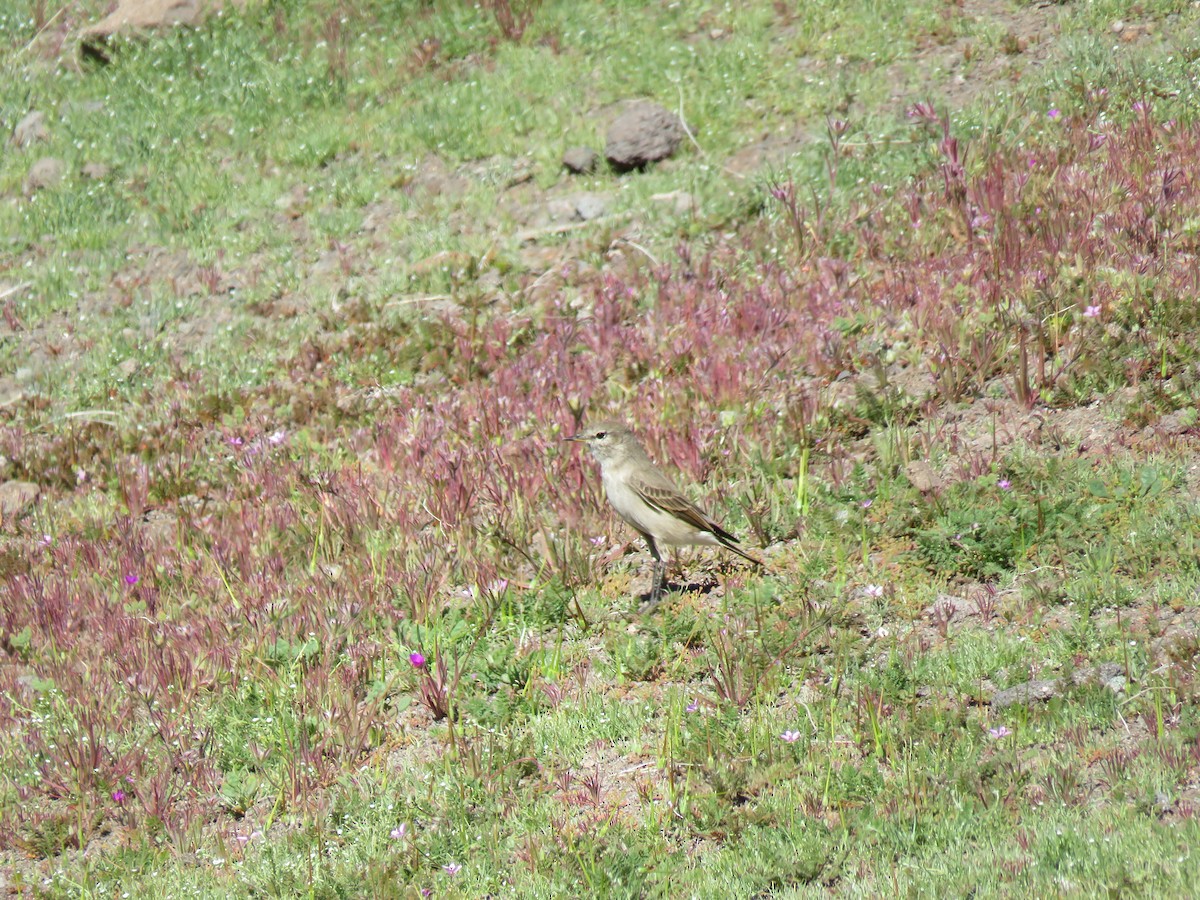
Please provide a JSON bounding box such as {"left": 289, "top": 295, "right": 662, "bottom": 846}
{"left": 566, "top": 420, "right": 765, "bottom": 610}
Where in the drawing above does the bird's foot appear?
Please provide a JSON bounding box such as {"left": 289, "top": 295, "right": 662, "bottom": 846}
{"left": 637, "top": 591, "right": 663, "bottom": 615}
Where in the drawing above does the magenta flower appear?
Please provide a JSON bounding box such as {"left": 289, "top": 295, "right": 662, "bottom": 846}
{"left": 988, "top": 725, "right": 1012, "bottom": 739}
{"left": 781, "top": 730, "right": 802, "bottom": 743}
{"left": 1047, "top": 108, "right": 1060, "bottom": 120}
{"left": 998, "top": 479, "right": 1012, "bottom": 490}
{"left": 686, "top": 700, "right": 699, "bottom": 713}
{"left": 442, "top": 862, "right": 462, "bottom": 876}
{"left": 124, "top": 573, "right": 139, "bottom": 586}
{"left": 112, "top": 789, "right": 127, "bottom": 804}
{"left": 410, "top": 652, "right": 426, "bottom": 669}
{"left": 1083, "top": 304, "right": 1102, "bottom": 319}
{"left": 390, "top": 824, "right": 407, "bottom": 840}
{"left": 228, "top": 436, "right": 244, "bottom": 447}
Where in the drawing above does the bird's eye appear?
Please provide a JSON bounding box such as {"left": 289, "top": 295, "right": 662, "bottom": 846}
{"left": 595, "top": 431, "right": 607, "bottom": 439}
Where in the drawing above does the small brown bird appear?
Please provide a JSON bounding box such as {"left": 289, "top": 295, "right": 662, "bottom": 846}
{"left": 567, "top": 420, "right": 764, "bottom": 610}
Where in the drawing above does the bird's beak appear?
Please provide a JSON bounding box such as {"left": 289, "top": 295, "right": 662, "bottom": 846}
{"left": 564, "top": 433, "right": 583, "bottom": 442}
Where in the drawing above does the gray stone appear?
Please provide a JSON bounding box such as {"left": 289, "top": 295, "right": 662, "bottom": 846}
{"left": 605, "top": 101, "right": 685, "bottom": 171}
{"left": 82, "top": 0, "right": 209, "bottom": 61}
{"left": 12, "top": 111, "right": 48, "bottom": 148}
{"left": 904, "top": 460, "right": 943, "bottom": 493}
{"left": 992, "top": 678, "right": 1062, "bottom": 709}
{"left": 25, "top": 157, "right": 65, "bottom": 193}
{"left": 1072, "top": 662, "right": 1126, "bottom": 694}
{"left": 572, "top": 193, "right": 608, "bottom": 221}
{"left": 540, "top": 198, "right": 578, "bottom": 225}
{"left": 651, "top": 190, "right": 696, "bottom": 216}
{"left": 992, "top": 663, "right": 1127, "bottom": 709}
{"left": 562, "top": 146, "right": 599, "bottom": 174}
{"left": 0, "top": 480, "right": 39, "bottom": 521}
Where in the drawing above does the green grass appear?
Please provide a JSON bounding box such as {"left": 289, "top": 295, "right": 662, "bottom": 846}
{"left": 3, "top": 0, "right": 1200, "bottom": 896}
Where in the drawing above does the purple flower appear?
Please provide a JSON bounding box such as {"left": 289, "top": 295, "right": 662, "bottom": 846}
{"left": 268, "top": 429, "right": 288, "bottom": 446}
{"left": 390, "top": 824, "right": 407, "bottom": 840}
{"left": 1048, "top": 108, "right": 1060, "bottom": 120}
{"left": 410, "top": 652, "right": 426, "bottom": 669}
{"left": 686, "top": 700, "right": 699, "bottom": 713}
{"left": 988, "top": 725, "right": 1012, "bottom": 739}
{"left": 781, "top": 730, "right": 802, "bottom": 743}
{"left": 861, "top": 499, "right": 873, "bottom": 509}
{"left": 124, "top": 573, "right": 139, "bottom": 586}
{"left": 1083, "top": 304, "right": 1101, "bottom": 319}
{"left": 112, "top": 789, "right": 126, "bottom": 804}
{"left": 442, "top": 862, "right": 462, "bottom": 876}
{"left": 38, "top": 534, "right": 52, "bottom": 547}
{"left": 998, "top": 479, "right": 1012, "bottom": 490}
{"left": 864, "top": 584, "right": 884, "bottom": 599}
{"left": 228, "top": 436, "right": 244, "bottom": 447}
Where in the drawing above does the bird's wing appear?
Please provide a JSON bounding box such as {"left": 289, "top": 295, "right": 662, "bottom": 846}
{"left": 629, "top": 473, "right": 739, "bottom": 543}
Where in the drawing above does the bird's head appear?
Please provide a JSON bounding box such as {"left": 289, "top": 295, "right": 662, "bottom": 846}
{"left": 565, "top": 420, "right": 635, "bottom": 465}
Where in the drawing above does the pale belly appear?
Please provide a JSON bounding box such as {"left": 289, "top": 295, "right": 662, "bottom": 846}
{"left": 602, "top": 471, "right": 720, "bottom": 547}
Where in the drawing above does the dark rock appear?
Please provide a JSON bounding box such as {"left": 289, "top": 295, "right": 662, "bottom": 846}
{"left": 562, "top": 146, "right": 599, "bottom": 174}
{"left": 605, "top": 101, "right": 685, "bottom": 171}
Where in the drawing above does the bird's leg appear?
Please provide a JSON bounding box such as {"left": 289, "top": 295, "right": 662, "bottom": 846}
{"left": 639, "top": 534, "right": 665, "bottom": 613}
{"left": 644, "top": 557, "right": 667, "bottom": 611}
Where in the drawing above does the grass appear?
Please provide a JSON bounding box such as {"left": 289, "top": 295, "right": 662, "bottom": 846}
{"left": 2, "top": 0, "right": 1200, "bottom": 895}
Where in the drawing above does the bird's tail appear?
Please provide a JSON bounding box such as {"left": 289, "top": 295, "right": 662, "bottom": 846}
{"left": 718, "top": 536, "right": 769, "bottom": 570}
